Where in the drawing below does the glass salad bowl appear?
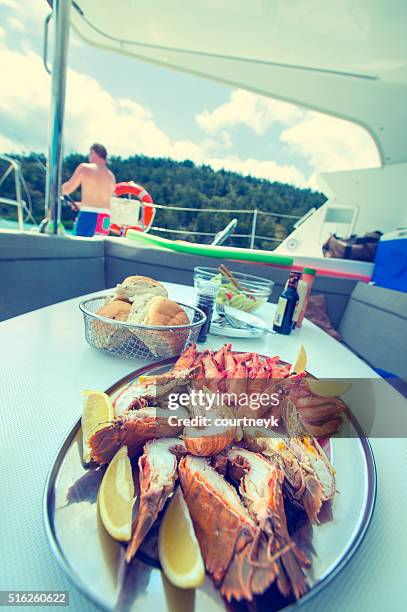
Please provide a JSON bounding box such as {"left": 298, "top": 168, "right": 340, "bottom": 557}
{"left": 193, "top": 266, "right": 274, "bottom": 312}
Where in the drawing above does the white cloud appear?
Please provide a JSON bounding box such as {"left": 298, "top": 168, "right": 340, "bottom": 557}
{"left": 7, "top": 16, "right": 24, "bottom": 31}
{"left": 0, "top": 133, "right": 20, "bottom": 152}
{"left": 281, "top": 112, "right": 380, "bottom": 173}
{"left": 197, "top": 89, "right": 380, "bottom": 178}
{"left": 196, "top": 89, "right": 303, "bottom": 135}
{"left": 0, "top": 0, "right": 18, "bottom": 9}
{"left": 1, "top": 0, "right": 47, "bottom": 30}
{"left": 201, "top": 156, "right": 306, "bottom": 186}
{"left": 0, "top": 44, "right": 49, "bottom": 152}
{"left": 64, "top": 76, "right": 171, "bottom": 157}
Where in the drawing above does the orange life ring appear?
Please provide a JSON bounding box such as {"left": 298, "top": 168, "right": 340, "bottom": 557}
{"left": 113, "top": 181, "right": 155, "bottom": 232}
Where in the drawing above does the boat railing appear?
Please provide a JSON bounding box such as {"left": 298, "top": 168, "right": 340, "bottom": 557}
{"left": 147, "top": 202, "right": 301, "bottom": 248}
{"left": 0, "top": 159, "right": 302, "bottom": 245}
{"left": 0, "top": 155, "right": 37, "bottom": 231}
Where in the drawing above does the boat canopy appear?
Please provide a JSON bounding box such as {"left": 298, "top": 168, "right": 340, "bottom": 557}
{"left": 70, "top": 0, "right": 407, "bottom": 166}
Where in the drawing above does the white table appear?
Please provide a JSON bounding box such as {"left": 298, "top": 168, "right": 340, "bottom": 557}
{"left": 0, "top": 282, "right": 405, "bottom": 611}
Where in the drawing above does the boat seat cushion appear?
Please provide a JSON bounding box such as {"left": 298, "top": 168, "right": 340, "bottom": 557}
{"left": 338, "top": 282, "right": 407, "bottom": 377}
{"left": 0, "top": 232, "right": 104, "bottom": 259}
{"left": 0, "top": 233, "right": 105, "bottom": 321}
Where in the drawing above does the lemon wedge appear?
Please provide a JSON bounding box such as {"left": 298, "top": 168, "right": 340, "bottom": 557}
{"left": 159, "top": 486, "right": 205, "bottom": 589}
{"left": 98, "top": 446, "right": 134, "bottom": 541}
{"left": 235, "top": 425, "right": 244, "bottom": 442}
{"left": 307, "top": 379, "right": 352, "bottom": 397}
{"left": 81, "top": 390, "right": 114, "bottom": 463}
{"left": 290, "top": 344, "right": 307, "bottom": 374}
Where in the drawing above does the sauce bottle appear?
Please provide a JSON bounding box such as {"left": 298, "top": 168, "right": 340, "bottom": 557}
{"left": 296, "top": 267, "right": 316, "bottom": 328}
{"left": 194, "top": 276, "right": 218, "bottom": 343}
{"left": 273, "top": 271, "right": 301, "bottom": 335}
{"left": 292, "top": 279, "right": 308, "bottom": 329}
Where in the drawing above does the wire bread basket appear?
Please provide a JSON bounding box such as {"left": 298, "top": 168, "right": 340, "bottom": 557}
{"left": 79, "top": 296, "right": 206, "bottom": 361}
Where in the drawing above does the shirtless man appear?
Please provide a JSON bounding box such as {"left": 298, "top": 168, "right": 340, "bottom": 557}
{"left": 62, "top": 143, "right": 116, "bottom": 237}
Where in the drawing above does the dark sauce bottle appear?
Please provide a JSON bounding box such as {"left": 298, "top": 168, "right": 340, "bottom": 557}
{"left": 196, "top": 294, "right": 215, "bottom": 342}
{"left": 273, "top": 271, "right": 301, "bottom": 335}
{"left": 194, "top": 277, "right": 217, "bottom": 343}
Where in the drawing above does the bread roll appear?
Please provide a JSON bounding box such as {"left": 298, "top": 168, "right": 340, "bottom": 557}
{"left": 145, "top": 297, "right": 189, "bottom": 328}
{"left": 128, "top": 296, "right": 189, "bottom": 356}
{"left": 126, "top": 293, "right": 157, "bottom": 325}
{"left": 115, "top": 276, "right": 167, "bottom": 302}
{"left": 91, "top": 300, "right": 132, "bottom": 350}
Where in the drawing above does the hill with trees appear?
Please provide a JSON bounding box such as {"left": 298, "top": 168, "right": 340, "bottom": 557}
{"left": 0, "top": 153, "right": 326, "bottom": 249}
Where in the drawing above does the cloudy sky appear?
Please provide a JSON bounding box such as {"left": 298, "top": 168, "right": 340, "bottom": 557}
{"left": 0, "top": 0, "right": 380, "bottom": 189}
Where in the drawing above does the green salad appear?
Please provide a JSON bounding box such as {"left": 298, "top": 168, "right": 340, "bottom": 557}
{"left": 211, "top": 274, "right": 265, "bottom": 312}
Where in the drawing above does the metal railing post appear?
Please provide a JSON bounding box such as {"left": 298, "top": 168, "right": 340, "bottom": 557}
{"left": 45, "top": 0, "right": 71, "bottom": 235}
{"left": 0, "top": 155, "right": 26, "bottom": 231}
{"left": 14, "top": 160, "right": 24, "bottom": 232}
{"left": 249, "top": 208, "right": 258, "bottom": 249}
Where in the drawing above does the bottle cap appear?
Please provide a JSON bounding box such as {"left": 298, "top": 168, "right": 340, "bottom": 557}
{"left": 303, "top": 267, "right": 316, "bottom": 275}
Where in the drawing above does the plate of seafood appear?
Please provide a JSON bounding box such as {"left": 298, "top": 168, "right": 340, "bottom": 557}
{"left": 44, "top": 344, "right": 376, "bottom": 611}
